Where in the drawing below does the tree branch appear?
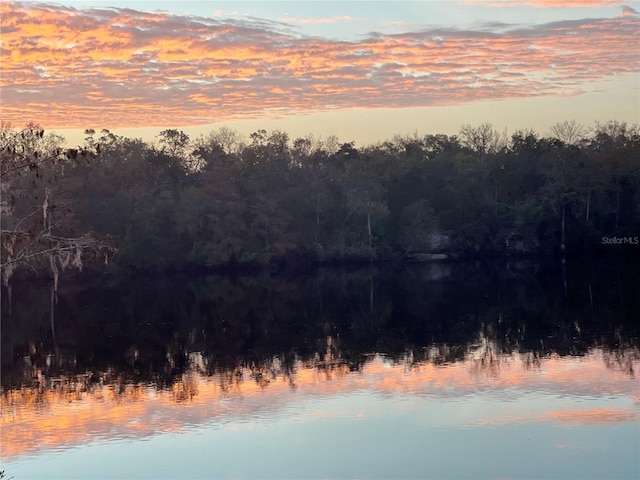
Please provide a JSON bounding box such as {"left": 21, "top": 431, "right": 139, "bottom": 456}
{"left": 1, "top": 244, "right": 79, "bottom": 268}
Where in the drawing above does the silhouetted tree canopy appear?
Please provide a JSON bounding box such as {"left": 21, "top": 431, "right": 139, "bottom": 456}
{"left": 1, "top": 120, "right": 639, "bottom": 279}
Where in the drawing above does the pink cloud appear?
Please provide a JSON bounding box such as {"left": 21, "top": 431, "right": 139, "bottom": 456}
{"left": 0, "top": 2, "right": 638, "bottom": 129}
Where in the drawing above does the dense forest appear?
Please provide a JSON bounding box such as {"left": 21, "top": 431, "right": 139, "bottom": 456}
{"left": 1, "top": 120, "right": 639, "bottom": 283}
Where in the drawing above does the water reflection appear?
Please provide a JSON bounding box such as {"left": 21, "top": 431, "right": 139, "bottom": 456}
{"left": 3, "top": 346, "right": 639, "bottom": 460}
{"left": 1, "top": 260, "right": 639, "bottom": 478}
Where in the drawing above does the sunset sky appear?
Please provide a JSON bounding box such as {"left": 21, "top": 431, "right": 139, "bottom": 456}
{"left": 1, "top": 0, "right": 639, "bottom": 145}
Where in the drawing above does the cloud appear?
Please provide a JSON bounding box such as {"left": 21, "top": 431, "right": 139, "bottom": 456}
{"left": 621, "top": 5, "right": 639, "bottom": 15}
{"left": 1, "top": 1, "right": 638, "bottom": 129}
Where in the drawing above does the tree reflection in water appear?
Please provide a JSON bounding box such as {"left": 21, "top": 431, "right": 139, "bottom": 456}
{"left": 2, "top": 259, "right": 638, "bottom": 393}
{"left": 1, "top": 259, "right": 638, "bottom": 463}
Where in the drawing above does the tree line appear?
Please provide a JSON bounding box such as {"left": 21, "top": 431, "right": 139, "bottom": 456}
{"left": 1, "top": 119, "right": 639, "bottom": 281}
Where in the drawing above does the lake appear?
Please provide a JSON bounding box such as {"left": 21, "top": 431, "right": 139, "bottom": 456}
{"left": 1, "top": 259, "right": 639, "bottom": 479}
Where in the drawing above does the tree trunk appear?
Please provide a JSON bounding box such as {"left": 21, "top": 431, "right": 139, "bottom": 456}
{"left": 367, "top": 211, "right": 372, "bottom": 251}
{"left": 561, "top": 203, "right": 566, "bottom": 253}
{"left": 314, "top": 194, "right": 320, "bottom": 246}
{"left": 340, "top": 212, "right": 353, "bottom": 256}
{"left": 615, "top": 186, "right": 620, "bottom": 232}
{"left": 7, "top": 284, "right": 12, "bottom": 317}
{"left": 585, "top": 188, "right": 590, "bottom": 222}
{"left": 365, "top": 191, "right": 373, "bottom": 254}
{"left": 45, "top": 188, "right": 52, "bottom": 235}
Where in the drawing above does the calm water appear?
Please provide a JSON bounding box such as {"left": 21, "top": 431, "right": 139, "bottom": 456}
{"left": 1, "top": 260, "right": 639, "bottom": 479}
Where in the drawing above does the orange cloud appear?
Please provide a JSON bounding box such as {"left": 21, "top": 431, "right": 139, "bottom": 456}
{"left": 0, "top": 2, "right": 638, "bottom": 129}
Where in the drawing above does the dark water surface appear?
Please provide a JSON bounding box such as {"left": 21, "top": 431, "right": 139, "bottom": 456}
{"left": 1, "top": 260, "right": 639, "bottom": 479}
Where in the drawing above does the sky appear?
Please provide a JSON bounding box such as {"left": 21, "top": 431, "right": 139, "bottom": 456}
{"left": 1, "top": 0, "right": 639, "bottom": 146}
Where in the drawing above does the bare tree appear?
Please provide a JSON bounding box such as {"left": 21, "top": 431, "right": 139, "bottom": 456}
{"left": 459, "top": 122, "right": 508, "bottom": 158}
{"left": 1, "top": 124, "right": 115, "bottom": 288}
{"left": 549, "top": 120, "right": 587, "bottom": 145}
